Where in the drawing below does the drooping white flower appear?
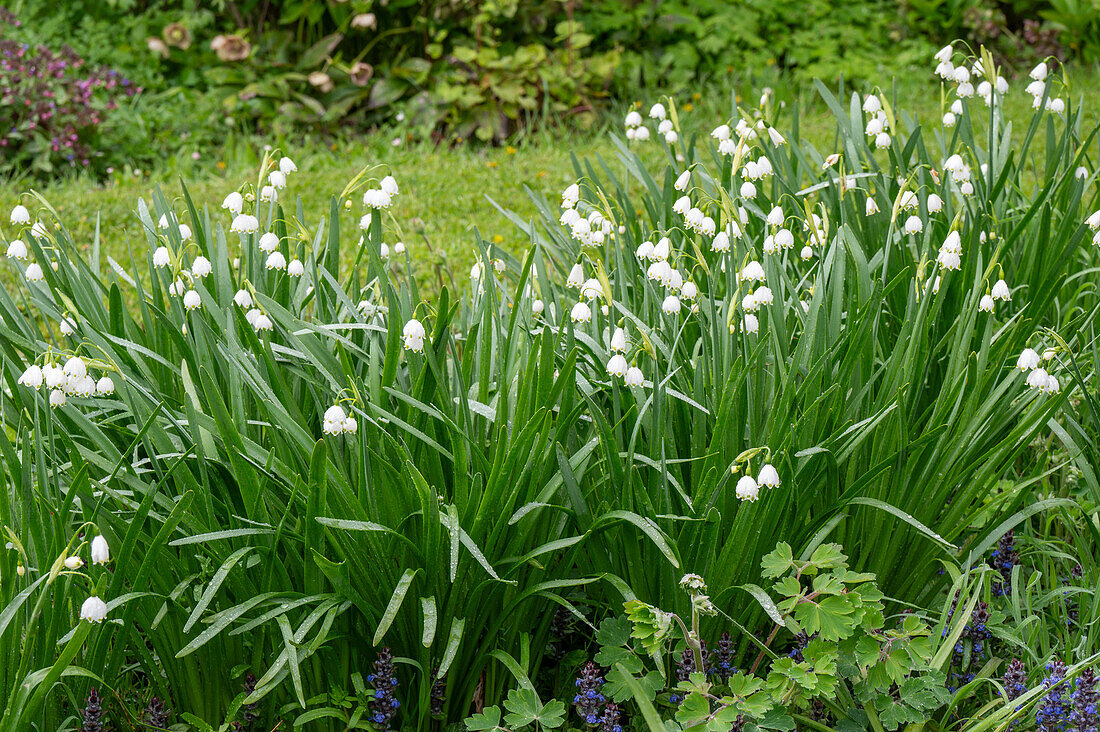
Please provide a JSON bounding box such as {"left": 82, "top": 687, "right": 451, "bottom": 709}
{"left": 649, "top": 102, "right": 667, "bottom": 120}
{"left": 191, "top": 256, "right": 212, "bottom": 278}
{"left": 567, "top": 263, "right": 584, "bottom": 289}
{"left": 288, "top": 259, "right": 305, "bottom": 276}
{"left": 718, "top": 138, "right": 737, "bottom": 156}
{"left": 937, "top": 250, "right": 961, "bottom": 271}
{"left": 624, "top": 366, "right": 645, "bottom": 387}
{"left": 18, "top": 365, "right": 43, "bottom": 390}
{"left": 183, "top": 290, "right": 201, "bottom": 310}
{"left": 991, "top": 279, "right": 1011, "bottom": 300}
{"left": 979, "top": 294, "right": 995, "bottom": 312}
{"left": 265, "top": 252, "right": 287, "bottom": 271}
{"left": 231, "top": 214, "right": 260, "bottom": 234}
{"left": 611, "top": 328, "right": 627, "bottom": 353}
{"left": 754, "top": 286, "right": 774, "bottom": 306}
{"left": 711, "top": 124, "right": 731, "bottom": 141}
{"left": 661, "top": 295, "right": 681, "bottom": 314}
{"left": 323, "top": 405, "right": 347, "bottom": 435}
{"left": 943, "top": 111, "right": 957, "bottom": 127}
{"left": 1030, "top": 62, "right": 1048, "bottom": 81}
{"left": 768, "top": 127, "right": 786, "bottom": 146}
{"left": 80, "top": 596, "right": 108, "bottom": 623}
{"left": 381, "top": 175, "right": 399, "bottom": 196}
{"left": 91, "top": 535, "right": 110, "bottom": 565}
{"left": 1026, "top": 367, "right": 1049, "bottom": 390}
{"left": 30, "top": 221, "right": 48, "bottom": 239}
{"left": 561, "top": 183, "right": 580, "bottom": 209}
{"left": 64, "top": 356, "right": 87, "bottom": 381}
{"left": 268, "top": 170, "right": 287, "bottom": 190}
{"left": 403, "top": 318, "right": 426, "bottom": 352}
{"left": 800, "top": 245, "right": 814, "bottom": 261}
{"left": 681, "top": 281, "right": 698, "bottom": 300}
{"left": 757, "top": 464, "right": 780, "bottom": 488}
{"left": 570, "top": 302, "right": 592, "bottom": 324}
{"left": 222, "top": 192, "right": 244, "bottom": 216}
{"left": 96, "top": 376, "right": 115, "bottom": 395}
{"left": 1048, "top": 98, "right": 1065, "bottom": 115}
{"left": 1046, "top": 373, "right": 1061, "bottom": 394}
{"left": 742, "top": 292, "right": 759, "bottom": 312}
{"left": 766, "top": 206, "right": 784, "bottom": 227}
{"left": 674, "top": 170, "right": 690, "bottom": 192}
{"left": 64, "top": 555, "right": 83, "bottom": 569}
{"left": 532, "top": 299, "right": 545, "bottom": 316}
{"left": 581, "top": 277, "right": 603, "bottom": 300}
{"left": 739, "top": 181, "right": 757, "bottom": 199}
{"left": 863, "top": 95, "right": 882, "bottom": 114}
{"left": 43, "top": 363, "right": 63, "bottom": 388}
{"left": 607, "top": 354, "right": 629, "bottom": 378}
{"left": 927, "top": 193, "right": 944, "bottom": 213}
{"left": 625, "top": 110, "right": 643, "bottom": 128}
{"left": 1025, "top": 79, "right": 1045, "bottom": 98}
{"left": 1017, "top": 348, "right": 1041, "bottom": 371}
{"left": 740, "top": 261, "right": 766, "bottom": 283}
{"left": 653, "top": 238, "right": 671, "bottom": 261}
{"left": 362, "top": 189, "right": 392, "bottom": 209}
{"left": 49, "top": 388, "right": 66, "bottom": 407}
{"left": 10, "top": 204, "right": 30, "bottom": 226}
{"left": 903, "top": 215, "right": 924, "bottom": 235}
{"left": 6, "top": 239, "right": 27, "bottom": 259}
{"left": 259, "top": 185, "right": 277, "bottom": 203}
{"left": 774, "top": 229, "right": 794, "bottom": 250}
{"left": 735, "top": 475, "right": 760, "bottom": 501}
{"left": 279, "top": 157, "right": 297, "bottom": 175}
{"left": 153, "top": 246, "right": 171, "bottom": 268}
{"left": 234, "top": 289, "right": 253, "bottom": 308}
{"left": 25, "top": 262, "right": 44, "bottom": 282}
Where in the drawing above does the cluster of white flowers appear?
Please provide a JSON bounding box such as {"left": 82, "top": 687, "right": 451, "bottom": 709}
{"left": 1017, "top": 347, "right": 1061, "bottom": 394}
{"left": 560, "top": 206, "right": 611, "bottom": 247}
{"left": 18, "top": 355, "right": 115, "bottom": 407}
{"left": 863, "top": 95, "right": 892, "bottom": 149}
{"left": 649, "top": 102, "right": 677, "bottom": 144}
{"left": 363, "top": 174, "right": 400, "bottom": 208}
{"left": 943, "top": 153, "right": 974, "bottom": 197}
{"left": 7, "top": 205, "right": 55, "bottom": 282}
{"left": 624, "top": 109, "right": 650, "bottom": 142}
{"left": 735, "top": 463, "right": 781, "bottom": 502}
{"left": 604, "top": 326, "right": 645, "bottom": 386}
{"left": 978, "top": 278, "right": 1012, "bottom": 312}
{"left": 323, "top": 404, "right": 358, "bottom": 435}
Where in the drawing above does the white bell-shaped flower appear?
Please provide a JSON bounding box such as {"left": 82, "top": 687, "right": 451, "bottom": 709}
{"left": 91, "top": 535, "right": 110, "bottom": 564}
{"left": 757, "top": 464, "right": 780, "bottom": 488}
{"left": 80, "top": 596, "right": 108, "bottom": 623}
{"left": 735, "top": 475, "right": 760, "bottom": 501}
{"left": 6, "top": 239, "right": 28, "bottom": 260}
{"left": 18, "top": 365, "right": 43, "bottom": 389}
{"left": 607, "top": 354, "right": 629, "bottom": 378}
{"left": 570, "top": 302, "right": 592, "bottom": 324}
{"left": 1017, "top": 348, "right": 1041, "bottom": 371}
{"left": 222, "top": 192, "right": 244, "bottom": 216}
{"left": 402, "top": 318, "right": 426, "bottom": 352}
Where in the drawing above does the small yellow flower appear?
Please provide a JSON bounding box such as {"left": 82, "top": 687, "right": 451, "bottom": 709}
{"left": 536, "top": 171, "right": 547, "bottom": 179}
{"left": 505, "top": 146, "right": 517, "bottom": 155}
{"left": 692, "top": 92, "right": 701, "bottom": 101}
{"left": 492, "top": 235, "right": 504, "bottom": 244}
{"left": 487, "top": 161, "right": 498, "bottom": 168}
{"left": 216, "top": 161, "right": 227, "bottom": 170}
{"left": 683, "top": 103, "right": 693, "bottom": 112}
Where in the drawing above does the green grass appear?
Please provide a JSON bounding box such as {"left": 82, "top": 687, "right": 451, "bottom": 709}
{"left": 8, "top": 64, "right": 1100, "bottom": 285}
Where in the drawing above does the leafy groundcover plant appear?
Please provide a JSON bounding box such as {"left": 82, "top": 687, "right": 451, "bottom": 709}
{"left": 1, "top": 43, "right": 1098, "bottom": 730}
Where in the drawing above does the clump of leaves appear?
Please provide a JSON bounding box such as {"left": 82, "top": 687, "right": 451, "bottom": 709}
{"left": 608, "top": 543, "right": 951, "bottom": 732}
